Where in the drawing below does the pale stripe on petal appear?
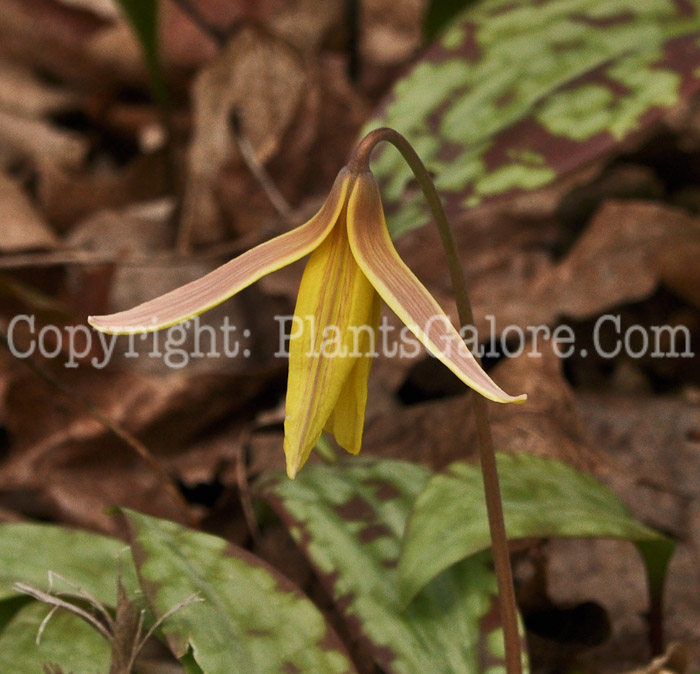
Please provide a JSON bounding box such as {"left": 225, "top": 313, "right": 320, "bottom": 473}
{"left": 88, "top": 169, "right": 352, "bottom": 334}
{"left": 347, "top": 172, "right": 526, "bottom": 405}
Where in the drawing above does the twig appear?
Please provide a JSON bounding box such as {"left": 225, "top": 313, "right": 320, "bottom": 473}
{"left": 0, "top": 232, "right": 264, "bottom": 271}
{"left": 0, "top": 331, "right": 195, "bottom": 526}
{"left": 130, "top": 593, "right": 202, "bottom": 669}
{"left": 47, "top": 571, "right": 115, "bottom": 632}
{"left": 235, "top": 429, "right": 261, "bottom": 543}
{"left": 230, "top": 110, "right": 295, "bottom": 224}
{"left": 167, "top": 0, "right": 228, "bottom": 47}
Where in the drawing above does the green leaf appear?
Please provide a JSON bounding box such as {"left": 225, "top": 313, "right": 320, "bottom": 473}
{"left": 366, "top": 0, "right": 700, "bottom": 238}
{"left": 115, "top": 0, "right": 170, "bottom": 110}
{"left": 0, "top": 600, "right": 111, "bottom": 674}
{"left": 399, "top": 452, "right": 673, "bottom": 605}
{"left": 123, "top": 509, "right": 358, "bottom": 674}
{"left": 0, "top": 523, "right": 137, "bottom": 604}
{"left": 0, "top": 596, "right": 32, "bottom": 636}
{"left": 259, "top": 459, "right": 529, "bottom": 674}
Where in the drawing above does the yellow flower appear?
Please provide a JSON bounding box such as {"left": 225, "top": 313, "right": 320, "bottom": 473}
{"left": 89, "top": 167, "right": 525, "bottom": 478}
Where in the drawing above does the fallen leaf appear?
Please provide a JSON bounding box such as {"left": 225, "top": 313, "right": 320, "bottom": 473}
{"left": 0, "top": 170, "right": 58, "bottom": 252}
{"left": 269, "top": 0, "right": 346, "bottom": 54}
{"left": 55, "top": 0, "right": 118, "bottom": 19}
{"left": 542, "top": 392, "right": 700, "bottom": 669}
{"left": 543, "top": 201, "right": 700, "bottom": 318}
{"left": 38, "top": 153, "right": 168, "bottom": 232}
{"left": 392, "top": 193, "right": 700, "bottom": 360}
{"left": 0, "top": 364, "right": 283, "bottom": 532}
{"left": 181, "top": 25, "right": 314, "bottom": 243}
{"left": 0, "top": 57, "right": 79, "bottom": 117}
{"left": 363, "top": 338, "right": 604, "bottom": 474}
{"left": 0, "top": 0, "right": 114, "bottom": 86}
{"left": 0, "top": 109, "right": 88, "bottom": 169}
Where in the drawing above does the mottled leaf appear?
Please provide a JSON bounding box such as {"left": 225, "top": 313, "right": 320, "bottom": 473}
{"left": 399, "top": 452, "right": 673, "bottom": 605}
{"left": 123, "top": 509, "right": 358, "bottom": 674}
{"left": 0, "top": 523, "right": 137, "bottom": 603}
{"left": 259, "top": 459, "right": 529, "bottom": 674}
{"left": 0, "top": 600, "right": 111, "bottom": 674}
{"left": 366, "top": 0, "right": 700, "bottom": 237}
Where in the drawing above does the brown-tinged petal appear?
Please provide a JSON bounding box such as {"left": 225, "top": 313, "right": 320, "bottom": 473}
{"left": 347, "top": 171, "right": 526, "bottom": 405}
{"left": 88, "top": 169, "right": 352, "bottom": 334}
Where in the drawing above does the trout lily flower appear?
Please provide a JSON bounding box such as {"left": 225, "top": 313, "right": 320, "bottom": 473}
{"left": 89, "top": 167, "right": 525, "bottom": 477}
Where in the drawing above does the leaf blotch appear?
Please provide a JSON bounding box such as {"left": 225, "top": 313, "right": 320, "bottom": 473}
{"left": 335, "top": 496, "right": 375, "bottom": 522}
{"left": 366, "top": 479, "right": 402, "bottom": 502}
{"left": 358, "top": 524, "right": 392, "bottom": 544}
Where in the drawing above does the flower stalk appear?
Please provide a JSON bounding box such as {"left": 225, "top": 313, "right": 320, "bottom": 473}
{"left": 350, "top": 128, "right": 523, "bottom": 674}
{"left": 88, "top": 124, "right": 526, "bottom": 671}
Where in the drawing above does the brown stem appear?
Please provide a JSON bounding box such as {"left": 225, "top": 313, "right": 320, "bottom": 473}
{"left": 349, "top": 128, "right": 523, "bottom": 674}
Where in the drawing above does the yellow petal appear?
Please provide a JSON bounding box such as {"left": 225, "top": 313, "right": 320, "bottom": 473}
{"left": 324, "top": 292, "right": 381, "bottom": 454}
{"left": 347, "top": 171, "right": 526, "bottom": 405}
{"left": 284, "top": 209, "right": 377, "bottom": 478}
{"left": 88, "top": 169, "right": 352, "bottom": 334}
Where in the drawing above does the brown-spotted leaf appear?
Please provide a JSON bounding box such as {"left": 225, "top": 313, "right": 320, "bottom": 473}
{"left": 124, "top": 509, "right": 358, "bottom": 674}
{"left": 258, "top": 459, "right": 528, "bottom": 674}
{"left": 365, "top": 0, "right": 700, "bottom": 237}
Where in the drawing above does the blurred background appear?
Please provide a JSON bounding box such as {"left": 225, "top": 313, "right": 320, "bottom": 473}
{"left": 0, "top": 1, "right": 699, "bottom": 671}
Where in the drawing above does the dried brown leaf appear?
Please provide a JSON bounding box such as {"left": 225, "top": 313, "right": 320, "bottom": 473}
{"left": 0, "top": 363, "right": 282, "bottom": 531}
{"left": 0, "top": 58, "right": 79, "bottom": 118}
{"left": 362, "top": 339, "right": 603, "bottom": 474}
{"left": 39, "top": 155, "right": 168, "bottom": 233}
{"left": 0, "top": 170, "right": 58, "bottom": 252}
{"left": 269, "top": 0, "right": 346, "bottom": 53}
{"left": 543, "top": 201, "right": 700, "bottom": 318}
{"left": 0, "top": 109, "right": 88, "bottom": 169}
{"left": 0, "top": 0, "right": 113, "bottom": 86}
{"left": 181, "top": 26, "right": 313, "bottom": 244}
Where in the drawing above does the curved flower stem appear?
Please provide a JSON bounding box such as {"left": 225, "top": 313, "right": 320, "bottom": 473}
{"left": 350, "top": 128, "right": 523, "bottom": 674}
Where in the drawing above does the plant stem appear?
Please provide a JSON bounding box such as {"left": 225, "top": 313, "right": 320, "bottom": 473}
{"left": 349, "top": 128, "right": 523, "bottom": 674}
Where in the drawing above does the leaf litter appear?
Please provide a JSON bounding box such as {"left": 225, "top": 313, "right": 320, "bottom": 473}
{"left": 0, "top": 1, "right": 699, "bottom": 671}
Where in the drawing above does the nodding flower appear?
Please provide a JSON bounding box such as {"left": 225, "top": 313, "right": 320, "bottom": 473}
{"left": 89, "top": 166, "right": 525, "bottom": 478}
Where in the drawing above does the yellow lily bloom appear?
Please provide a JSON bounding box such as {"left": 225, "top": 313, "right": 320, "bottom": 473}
{"left": 89, "top": 167, "right": 525, "bottom": 478}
